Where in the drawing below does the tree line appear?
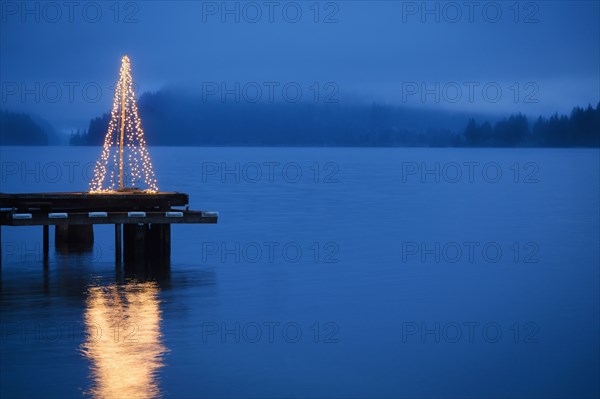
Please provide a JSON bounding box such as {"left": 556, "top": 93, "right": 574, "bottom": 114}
{"left": 68, "top": 91, "right": 599, "bottom": 147}
{"left": 0, "top": 109, "right": 48, "bottom": 145}
{"left": 463, "top": 104, "right": 599, "bottom": 147}
{"left": 2, "top": 95, "right": 598, "bottom": 147}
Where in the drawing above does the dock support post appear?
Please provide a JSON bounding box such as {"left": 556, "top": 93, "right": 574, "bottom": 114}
{"left": 123, "top": 223, "right": 170, "bottom": 266}
{"left": 163, "top": 224, "right": 171, "bottom": 262}
{"left": 115, "top": 224, "right": 122, "bottom": 264}
{"left": 43, "top": 225, "right": 49, "bottom": 261}
{"left": 55, "top": 225, "right": 94, "bottom": 253}
{"left": 123, "top": 224, "right": 147, "bottom": 264}
{"left": 150, "top": 224, "right": 170, "bottom": 262}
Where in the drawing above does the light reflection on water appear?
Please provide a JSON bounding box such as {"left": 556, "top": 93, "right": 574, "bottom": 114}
{"left": 81, "top": 281, "right": 167, "bottom": 399}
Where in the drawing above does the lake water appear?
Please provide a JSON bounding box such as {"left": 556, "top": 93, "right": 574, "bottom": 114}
{"left": 1, "top": 146, "right": 599, "bottom": 398}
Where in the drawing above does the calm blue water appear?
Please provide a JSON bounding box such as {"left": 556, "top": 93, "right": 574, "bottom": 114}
{"left": 1, "top": 147, "right": 599, "bottom": 398}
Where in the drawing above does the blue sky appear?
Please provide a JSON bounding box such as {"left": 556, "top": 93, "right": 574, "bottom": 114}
{"left": 1, "top": 0, "right": 599, "bottom": 134}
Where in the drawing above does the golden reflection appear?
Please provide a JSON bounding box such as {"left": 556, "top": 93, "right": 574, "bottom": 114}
{"left": 82, "top": 281, "right": 167, "bottom": 399}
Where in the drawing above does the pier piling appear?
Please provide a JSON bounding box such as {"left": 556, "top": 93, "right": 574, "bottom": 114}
{"left": 55, "top": 225, "right": 94, "bottom": 253}
{"left": 43, "top": 225, "right": 49, "bottom": 260}
{"left": 115, "top": 224, "right": 122, "bottom": 264}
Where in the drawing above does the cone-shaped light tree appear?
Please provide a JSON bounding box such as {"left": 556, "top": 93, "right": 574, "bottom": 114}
{"left": 90, "top": 55, "right": 158, "bottom": 193}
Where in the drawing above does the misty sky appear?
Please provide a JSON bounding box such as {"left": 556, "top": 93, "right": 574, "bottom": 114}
{"left": 1, "top": 0, "right": 599, "bottom": 134}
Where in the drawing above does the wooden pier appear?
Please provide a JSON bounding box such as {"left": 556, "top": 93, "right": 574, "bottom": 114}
{"left": 0, "top": 192, "right": 218, "bottom": 265}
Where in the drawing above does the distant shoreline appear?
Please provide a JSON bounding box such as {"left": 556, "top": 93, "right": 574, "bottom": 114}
{"left": 3, "top": 101, "right": 599, "bottom": 148}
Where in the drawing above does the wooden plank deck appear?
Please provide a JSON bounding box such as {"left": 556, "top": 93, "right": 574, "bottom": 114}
{"left": 0, "top": 192, "right": 189, "bottom": 212}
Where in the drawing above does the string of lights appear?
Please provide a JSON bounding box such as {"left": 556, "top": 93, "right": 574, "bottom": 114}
{"left": 89, "top": 55, "right": 158, "bottom": 193}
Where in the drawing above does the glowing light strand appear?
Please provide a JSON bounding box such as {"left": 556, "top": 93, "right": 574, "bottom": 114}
{"left": 90, "top": 55, "right": 158, "bottom": 193}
